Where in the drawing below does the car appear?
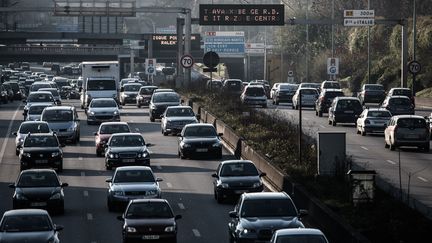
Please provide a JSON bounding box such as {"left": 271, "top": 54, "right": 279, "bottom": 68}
{"left": 2, "top": 83, "right": 15, "bottom": 102}
{"left": 292, "top": 88, "right": 319, "bottom": 110}
{"left": 106, "top": 166, "right": 163, "bottom": 211}
{"left": 117, "top": 199, "right": 181, "bottom": 242}
{"left": 358, "top": 84, "right": 385, "bottom": 105}
{"left": 161, "top": 106, "right": 198, "bottom": 136}
{"left": 120, "top": 78, "right": 139, "bottom": 88}
{"left": 387, "top": 87, "right": 415, "bottom": 107}
{"left": 3, "top": 81, "right": 21, "bottom": 100}
{"left": 86, "top": 98, "right": 121, "bottom": 125}
{"left": 0, "top": 84, "right": 9, "bottom": 104}
{"left": 153, "top": 88, "right": 175, "bottom": 94}
{"left": 59, "top": 86, "right": 71, "bottom": 99}
{"left": 270, "top": 83, "right": 281, "bottom": 99}
{"left": 23, "top": 91, "right": 56, "bottom": 119}
{"left": 328, "top": 97, "right": 363, "bottom": 126}
{"left": 384, "top": 115, "right": 430, "bottom": 152}
{"left": 356, "top": 108, "right": 392, "bottom": 136}
{"left": 222, "top": 79, "right": 243, "bottom": 96}
{"left": 41, "top": 106, "right": 80, "bottom": 144}
{"left": 29, "top": 81, "right": 53, "bottom": 94}
{"left": 39, "top": 88, "right": 61, "bottom": 105}
{"left": 19, "top": 133, "right": 64, "bottom": 172}
{"left": 0, "top": 209, "right": 63, "bottom": 243}
{"left": 13, "top": 121, "right": 52, "bottom": 156}
{"left": 105, "top": 133, "right": 151, "bottom": 170}
{"left": 429, "top": 113, "right": 432, "bottom": 139}
{"left": 9, "top": 169, "right": 68, "bottom": 214}
{"left": 25, "top": 103, "right": 53, "bottom": 121}
{"left": 315, "top": 89, "right": 345, "bottom": 117}
{"left": 149, "top": 92, "right": 181, "bottom": 122}
{"left": 206, "top": 79, "right": 223, "bottom": 90}
{"left": 120, "top": 83, "right": 143, "bottom": 106}
{"left": 298, "top": 82, "right": 321, "bottom": 92}
{"left": 212, "top": 160, "right": 265, "bottom": 203}
{"left": 320, "top": 80, "right": 341, "bottom": 90}
{"left": 94, "top": 122, "right": 131, "bottom": 157}
{"left": 136, "top": 85, "right": 158, "bottom": 108}
{"left": 240, "top": 85, "right": 268, "bottom": 108}
{"left": 228, "top": 192, "right": 307, "bottom": 243}
{"left": 272, "top": 83, "right": 298, "bottom": 105}
{"left": 381, "top": 95, "right": 415, "bottom": 116}
{"left": 270, "top": 228, "right": 329, "bottom": 243}
{"left": 178, "top": 123, "right": 223, "bottom": 159}
{"left": 250, "top": 80, "right": 270, "bottom": 98}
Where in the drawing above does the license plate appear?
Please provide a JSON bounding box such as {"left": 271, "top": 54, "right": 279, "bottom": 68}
{"left": 31, "top": 202, "right": 47, "bottom": 207}
{"left": 196, "top": 148, "right": 208, "bottom": 152}
{"left": 123, "top": 159, "right": 135, "bottom": 163}
{"left": 35, "top": 160, "right": 48, "bottom": 164}
{"left": 344, "top": 110, "right": 354, "bottom": 114}
{"left": 142, "top": 235, "right": 159, "bottom": 240}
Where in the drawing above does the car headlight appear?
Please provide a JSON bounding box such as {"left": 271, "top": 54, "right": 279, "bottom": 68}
{"left": 150, "top": 104, "right": 156, "bottom": 110}
{"left": 180, "top": 142, "right": 191, "bottom": 148}
{"left": 241, "top": 228, "right": 256, "bottom": 235}
{"left": 89, "top": 111, "right": 95, "bottom": 116}
{"left": 113, "top": 110, "right": 119, "bottom": 115}
{"left": 219, "top": 183, "right": 229, "bottom": 189}
{"left": 15, "top": 193, "right": 28, "bottom": 200}
{"left": 126, "top": 226, "right": 136, "bottom": 233}
{"left": 67, "top": 126, "right": 75, "bottom": 132}
{"left": 137, "top": 151, "right": 149, "bottom": 158}
{"left": 18, "top": 138, "right": 24, "bottom": 144}
{"left": 146, "top": 190, "right": 158, "bottom": 196}
{"left": 22, "top": 152, "right": 31, "bottom": 158}
{"left": 212, "top": 142, "right": 221, "bottom": 147}
{"left": 164, "top": 226, "right": 175, "bottom": 232}
{"left": 113, "top": 191, "right": 124, "bottom": 196}
{"left": 108, "top": 153, "right": 119, "bottom": 159}
{"left": 252, "top": 182, "right": 262, "bottom": 188}
{"left": 51, "top": 152, "right": 60, "bottom": 157}
{"left": 49, "top": 192, "right": 62, "bottom": 200}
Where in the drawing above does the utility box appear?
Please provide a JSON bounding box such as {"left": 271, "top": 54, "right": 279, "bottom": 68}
{"left": 347, "top": 170, "right": 376, "bottom": 205}
{"left": 317, "top": 131, "right": 346, "bottom": 176}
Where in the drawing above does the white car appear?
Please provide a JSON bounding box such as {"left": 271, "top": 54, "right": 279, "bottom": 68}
{"left": 271, "top": 228, "right": 329, "bottom": 243}
{"left": 161, "top": 106, "right": 198, "bottom": 136}
{"left": 240, "top": 85, "right": 267, "bottom": 108}
{"left": 356, "top": 108, "right": 392, "bottom": 136}
{"left": 384, "top": 115, "right": 430, "bottom": 152}
{"left": 292, "top": 88, "right": 319, "bottom": 110}
{"left": 270, "top": 83, "right": 281, "bottom": 99}
{"left": 86, "top": 98, "right": 120, "bottom": 125}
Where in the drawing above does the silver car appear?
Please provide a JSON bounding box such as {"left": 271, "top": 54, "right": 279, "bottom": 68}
{"left": 292, "top": 88, "right": 319, "bottom": 109}
{"left": 356, "top": 108, "right": 392, "bottom": 136}
{"left": 161, "top": 106, "right": 198, "bottom": 136}
{"left": 270, "top": 228, "right": 329, "bottom": 243}
{"left": 106, "top": 166, "right": 162, "bottom": 211}
{"left": 39, "top": 88, "right": 62, "bottom": 105}
{"left": 384, "top": 115, "right": 430, "bottom": 152}
{"left": 25, "top": 103, "right": 53, "bottom": 121}
{"left": 41, "top": 106, "right": 80, "bottom": 144}
{"left": 23, "top": 91, "right": 56, "bottom": 119}
{"left": 86, "top": 98, "right": 120, "bottom": 125}
{"left": 13, "top": 121, "right": 52, "bottom": 156}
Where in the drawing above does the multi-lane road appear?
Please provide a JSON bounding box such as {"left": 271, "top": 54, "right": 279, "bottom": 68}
{"left": 0, "top": 99, "right": 236, "bottom": 243}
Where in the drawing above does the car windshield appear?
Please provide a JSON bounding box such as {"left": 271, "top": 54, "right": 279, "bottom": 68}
{"left": 40, "top": 89, "right": 59, "bottom": 97}
{"left": 91, "top": 100, "right": 117, "bottom": 108}
{"left": 27, "top": 94, "right": 54, "bottom": 102}
{"left": 225, "top": 81, "right": 242, "bottom": 91}
{"left": 17, "top": 172, "right": 60, "bottom": 187}
{"left": 300, "top": 89, "right": 318, "bottom": 95}
{"left": 56, "top": 81, "right": 69, "bottom": 88}
{"left": 24, "top": 136, "right": 58, "bottom": 147}
{"left": 389, "top": 98, "right": 411, "bottom": 106}
{"left": 19, "top": 123, "right": 50, "bottom": 133}
{"left": 245, "top": 87, "right": 265, "bottom": 96}
{"left": 87, "top": 79, "right": 116, "bottom": 90}
{"left": 166, "top": 108, "right": 194, "bottom": 117}
{"left": 28, "top": 105, "right": 50, "bottom": 115}
{"left": 114, "top": 170, "right": 155, "bottom": 183}
{"left": 100, "top": 125, "right": 130, "bottom": 134}
{"left": 397, "top": 118, "right": 426, "bottom": 128}
{"left": 275, "top": 235, "right": 327, "bottom": 243}
{"left": 279, "top": 84, "right": 297, "bottom": 91}
{"left": 336, "top": 100, "right": 362, "bottom": 111}
{"left": 153, "top": 93, "right": 179, "bottom": 103}
{"left": 241, "top": 199, "right": 297, "bottom": 218}
{"left": 110, "top": 135, "right": 145, "bottom": 147}
{"left": 325, "top": 91, "right": 344, "bottom": 99}
{"left": 365, "top": 85, "right": 384, "bottom": 90}
{"left": 220, "top": 163, "right": 259, "bottom": 177}
{"left": 30, "top": 84, "right": 51, "bottom": 91}
{"left": 139, "top": 87, "right": 157, "bottom": 95}
{"left": 392, "top": 89, "right": 411, "bottom": 96}
{"left": 42, "top": 110, "right": 73, "bottom": 122}
{"left": 126, "top": 202, "right": 173, "bottom": 219}
{"left": 323, "top": 82, "right": 340, "bottom": 89}
{"left": 183, "top": 126, "right": 217, "bottom": 137}
{"left": 368, "top": 111, "right": 391, "bottom": 118}
{"left": 0, "top": 215, "right": 52, "bottom": 232}
{"left": 124, "top": 85, "right": 141, "bottom": 92}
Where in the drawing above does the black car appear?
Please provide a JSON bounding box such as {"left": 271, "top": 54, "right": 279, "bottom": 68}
{"left": 272, "top": 83, "right": 298, "bottom": 105}
{"left": 0, "top": 209, "right": 63, "bottom": 243}
{"left": 315, "top": 89, "right": 345, "bottom": 117}
{"left": 178, "top": 123, "right": 223, "bottom": 159}
{"left": 149, "top": 91, "right": 181, "bottom": 122}
{"left": 0, "top": 84, "right": 8, "bottom": 104}
{"left": 105, "top": 133, "right": 151, "bottom": 170}
{"left": 2, "top": 83, "right": 15, "bottom": 102}
{"left": 19, "top": 133, "right": 64, "bottom": 172}
{"left": 118, "top": 199, "right": 181, "bottom": 243}
{"left": 136, "top": 86, "right": 158, "bottom": 108}
{"left": 328, "top": 97, "right": 363, "bottom": 126}
{"left": 212, "top": 160, "right": 265, "bottom": 203}
{"left": 228, "top": 192, "right": 307, "bottom": 243}
{"left": 9, "top": 169, "right": 68, "bottom": 214}
{"left": 3, "top": 81, "right": 21, "bottom": 100}
{"left": 387, "top": 87, "right": 415, "bottom": 107}
{"left": 358, "top": 84, "right": 385, "bottom": 104}
{"left": 381, "top": 95, "right": 415, "bottom": 116}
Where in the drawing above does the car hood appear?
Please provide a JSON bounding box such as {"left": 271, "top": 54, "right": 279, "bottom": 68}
{"left": 182, "top": 137, "right": 219, "bottom": 143}
{"left": 123, "top": 91, "right": 139, "bottom": 95}
{"left": 46, "top": 121, "right": 75, "bottom": 130}
{"left": 166, "top": 117, "right": 197, "bottom": 122}
{"left": 125, "top": 218, "right": 175, "bottom": 228}
{"left": 17, "top": 187, "right": 61, "bottom": 199}
{"left": 108, "top": 146, "right": 147, "bottom": 153}
{"left": 0, "top": 231, "right": 55, "bottom": 243}
{"left": 22, "top": 147, "right": 60, "bottom": 152}
{"left": 88, "top": 107, "right": 118, "bottom": 113}
{"left": 111, "top": 182, "right": 159, "bottom": 192}
{"left": 152, "top": 102, "right": 180, "bottom": 107}
{"left": 219, "top": 176, "right": 261, "bottom": 184}
{"left": 239, "top": 217, "right": 304, "bottom": 229}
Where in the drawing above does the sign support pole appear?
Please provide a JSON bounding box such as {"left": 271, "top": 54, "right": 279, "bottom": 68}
{"left": 176, "top": 18, "right": 184, "bottom": 88}
{"left": 184, "top": 9, "right": 192, "bottom": 88}
{"left": 401, "top": 20, "right": 408, "bottom": 88}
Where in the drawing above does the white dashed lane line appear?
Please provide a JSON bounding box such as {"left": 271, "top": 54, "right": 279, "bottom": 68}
{"left": 192, "top": 229, "right": 201, "bottom": 237}
{"left": 386, "top": 160, "right": 396, "bottom": 165}
{"left": 81, "top": 172, "right": 86, "bottom": 177}
{"left": 166, "top": 182, "right": 173, "bottom": 188}
{"left": 418, "top": 177, "right": 428, "bottom": 182}
{"left": 79, "top": 157, "right": 83, "bottom": 161}
{"left": 319, "top": 125, "right": 325, "bottom": 128}
{"left": 156, "top": 165, "right": 162, "bottom": 170}
{"left": 178, "top": 203, "right": 185, "bottom": 210}
{"left": 83, "top": 191, "right": 89, "bottom": 197}
{"left": 135, "top": 128, "right": 139, "bottom": 131}
{"left": 87, "top": 213, "right": 93, "bottom": 220}
{"left": 361, "top": 146, "right": 369, "bottom": 151}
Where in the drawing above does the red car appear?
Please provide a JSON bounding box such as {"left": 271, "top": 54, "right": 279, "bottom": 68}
{"left": 94, "top": 122, "right": 131, "bottom": 157}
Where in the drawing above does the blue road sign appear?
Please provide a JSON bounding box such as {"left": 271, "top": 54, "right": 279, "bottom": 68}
{"left": 204, "top": 32, "right": 245, "bottom": 58}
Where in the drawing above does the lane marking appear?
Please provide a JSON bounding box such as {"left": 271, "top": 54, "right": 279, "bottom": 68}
{"left": 135, "top": 128, "right": 139, "bottom": 131}
{"left": 166, "top": 182, "right": 173, "bottom": 188}
{"left": 0, "top": 105, "right": 20, "bottom": 164}
{"left": 178, "top": 203, "right": 185, "bottom": 210}
{"left": 87, "top": 213, "right": 93, "bottom": 220}
{"left": 78, "top": 157, "right": 83, "bottom": 161}
{"left": 418, "top": 177, "right": 428, "bottom": 182}
{"left": 81, "top": 172, "right": 86, "bottom": 177}
{"left": 83, "top": 191, "right": 89, "bottom": 197}
{"left": 156, "top": 165, "right": 162, "bottom": 170}
{"left": 319, "top": 125, "right": 325, "bottom": 128}
{"left": 361, "top": 146, "right": 369, "bottom": 151}
{"left": 304, "top": 117, "right": 309, "bottom": 121}
{"left": 386, "top": 160, "right": 396, "bottom": 165}
{"left": 192, "top": 229, "right": 201, "bottom": 237}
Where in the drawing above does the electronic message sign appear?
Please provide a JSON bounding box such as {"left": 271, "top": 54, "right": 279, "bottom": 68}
{"left": 151, "top": 34, "right": 201, "bottom": 50}
{"left": 199, "top": 4, "right": 285, "bottom": 26}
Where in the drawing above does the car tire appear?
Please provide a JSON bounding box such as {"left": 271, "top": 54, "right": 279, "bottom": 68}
{"left": 361, "top": 130, "right": 366, "bottom": 136}
{"left": 275, "top": 100, "right": 279, "bottom": 105}
{"left": 229, "top": 234, "right": 235, "bottom": 243}
{"left": 318, "top": 111, "right": 323, "bottom": 117}
{"left": 56, "top": 204, "right": 65, "bottom": 215}
{"left": 216, "top": 191, "right": 224, "bottom": 204}
{"left": 389, "top": 143, "right": 396, "bottom": 151}
{"left": 332, "top": 120, "right": 337, "bottom": 126}
{"left": 15, "top": 149, "right": 19, "bottom": 156}
{"left": 137, "top": 103, "right": 141, "bottom": 108}
{"left": 216, "top": 150, "right": 222, "bottom": 159}
{"left": 424, "top": 143, "right": 430, "bottom": 152}
{"left": 106, "top": 163, "right": 112, "bottom": 170}
{"left": 121, "top": 101, "right": 125, "bottom": 106}
{"left": 57, "top": 164, "right": 63, "bottom": 173}
{"left": 262, "top": 103, "right": 267, "bottom": 108}
{"left": 385, "top": 142, "right": 389, "bottom": 148}
{"left": 87, "top": 120, "right": 92, "bottom": 125}
{"left": 150, "top": 116, "right": 155, "bottom": 122}
{"left": 163, "top": 130, "right": 168, "bottom": 136}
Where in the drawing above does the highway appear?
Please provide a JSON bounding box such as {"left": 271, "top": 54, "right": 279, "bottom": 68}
{"left": 0, "top": 99, "right": 235, "bottom": 243}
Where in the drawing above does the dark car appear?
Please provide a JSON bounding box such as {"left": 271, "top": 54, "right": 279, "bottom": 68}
{"left": 212, "top": 160, "right": 265, "bottom": 203}
{"left": 14, "top": 121, "right": 52, "bottom": 156}
{"left": 118, "top": 199, "right": 182, "bottom": 243}
{"left": 136, "top": 86, "right": 158, "bottom": 108}
{"left": 272, "top": 83, "right": 298, "bottom": 105}
{"left": 387, "top": 87, "right": 415, "bottom": 107}
{"left": 2, "top": 83, "right": 15, "bottom": 102}
{"left": 315, "top": 89, "right": 345, "bottom": 117}
{"left": 120, "top": 83, "right": 143, "bottom": 106}
{"left": 358, "top": 84, "right": 385, "bottom": 104}
{"left": 0, "top": 84, "right": 9, "bottom": 104}
{"left": 105, "top": 133, "right": 151, "bottom": 170}
{"left": 161, "top": 106, "right": 198, "bottom": 136}
{"left": 3, "top": 81, "right": 21, "bottom": 100}
{"left": 228, "top": 192, "right": 307, "bottom": 243}
{"left": 328, "top": 97, "right": 363, "bottom": 126}
{"left": 149, "top": 92, "right": 181, "bottom": 122}
{"left": 250, "top": 80, "right": 271, "bottom": 98}
{"left": 222, "top": 79, "right": 243, "bottom": 96}
{"left": 381, "top": 95, "right": 415, "bottom": 116}
{"left": 94, "top": 122, "right": 131, "bottom": 157}
{"left": 19, "top": 133, "right": 64, "bottom": 172}
{"left": 9, "top": 169, "right": 68, "bottom": 214}
{"left": 178, "top": 123, "right": 223, "bottom": 159}
{"left": 0, "top": 209, "right": 63, "bottom": 243}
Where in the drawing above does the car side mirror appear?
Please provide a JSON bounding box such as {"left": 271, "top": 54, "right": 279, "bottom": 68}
{"left": 260, "top": 172, "right": 267, "bottom": 177}
{"left": 116, "top": 216, "right": 124, "bottom": 221}
{"left": 61, "top": 183, "right": 69, "bottom": 187}
{"left": 76, "top": 119, "right": 80, "bottom": 122}
{"left": 229, "top": 211, "right": 238, "bottom": 218}
{"left": 211, "top": 173, "right": 218, "bottom": 178}
{"left": 120, "top": 87, "right": 124, "bottom": 92}
{"left": 8, "top": 183, "right": 15, "bottom": 188}
{"left": 156, "top": 178, "right": 163, "bottom": 182}
{"left": 12, "top": 132, "right": 17, "bottom": 136}
{"left": 218, "top": 133, "right": 223, "bottom": 137}
{"left": 175, "top": 215, "right": 182, "bottom": 220}
{"left": 94, "top": 132, "right": 98, "bottom": 136}
{"left": 105, "top": 178, "right": 112, "bottom": 183}
{"left": 22, "top": 113, "right": 25, "bottom": 116}
{"left": 298, "top": 209, "right": 308, "bottom": 217}
{"left": 54, "top": 225, "right": 64, "bottom": 231}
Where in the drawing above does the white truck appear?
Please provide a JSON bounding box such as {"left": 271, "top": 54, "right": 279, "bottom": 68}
{"left": 80, "top": 61, "right": 120, "bottom": 109}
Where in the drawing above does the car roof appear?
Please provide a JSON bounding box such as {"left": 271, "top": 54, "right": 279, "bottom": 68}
{"left": 184, "top": 123, "right": 214, "bottom": 128}
{"left": 115, "top": 166, "right": 152, "bottom": 171}
{"left": 123, "top": 83, "right": 142, "bottom": 86}
{"left": 390, "top": 87, "right": 410, "bottom": 90}
{"left": 365, "top": 108, "right": 390, "bottom": 112}
{"left": 38, "top": 88, "right": 57, "bottom": 91}
{"left": 388, "top": 95, "right": 410, "bottom": 99}
{"left": 20, "top": 168, "right": 57, "bottom": 174}
{"left": 392, "top": 115, "right": 426, "bottom": 119}
{"left": 130, "top": 198, "right": 168, "bottom": 204}
{"left": 3, "top": 209, "right": 50, "bottom": 217}
{"left": 323, "top": 89, "right": 343, "bottom": 92}
{"left": 25, "top": 133, "right": 55, "bottom": 137}
{"left": 246, "top": 85, "right": 264, "bottom": 88}
{"left": 20, "top": 121, "right": 49, "bottom": 125}
{"left": 100, "top": 122, "right": 129, "bottom": 126}
{"left": 220, "top": 160, "right": 254, "bottom": 165}
{"left": 91, "top": 98, "right": 116, "bottom": 101}
{"left": 335, "top": 97, "right": 359, "bottom": 101}
{"left": 242, "top": 192, "right": 290, "bottom": 200}
{"left": 110, "top": 132, "right": 142, "bottom": 137}
{"left": 140, "top": 86, "right": 158, "bottom": 89}
{"left": 29, "top": 91, "right": 52, "bottom": 95}
{"left": 274, "top": 228, "right": 325, "bottom": 237}
{"left": 166, "top": 105, "right": 192, "bottom": 109}
{"left": 43, "top": 106, "right": 74, "bottom": 111}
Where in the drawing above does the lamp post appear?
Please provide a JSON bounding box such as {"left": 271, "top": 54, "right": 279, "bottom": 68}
{"left": 367, "top": 0, "right": 371, "bottom": 84}
{"left": 412, "top": 0, "right": 417, "bottom": 96}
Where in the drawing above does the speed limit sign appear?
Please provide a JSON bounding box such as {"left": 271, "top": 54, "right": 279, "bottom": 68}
{"left": 408, "top": 60, "right": 421, "bottom": 75}
{"left": 180, "top": 55, "right": 194, "bottom": 69}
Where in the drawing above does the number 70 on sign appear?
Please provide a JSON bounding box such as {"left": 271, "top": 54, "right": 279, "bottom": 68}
{"left": 180, "top": 55, "right": 194, "bottom": 69}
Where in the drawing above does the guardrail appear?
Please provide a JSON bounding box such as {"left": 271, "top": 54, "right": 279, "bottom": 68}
{"left": 0, "top": 46, "right": 128, "bottom": 55}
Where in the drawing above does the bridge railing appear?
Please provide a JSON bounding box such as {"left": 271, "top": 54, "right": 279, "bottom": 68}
{"left": 0, "top": 46, "right": 128, "bottom": 55}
